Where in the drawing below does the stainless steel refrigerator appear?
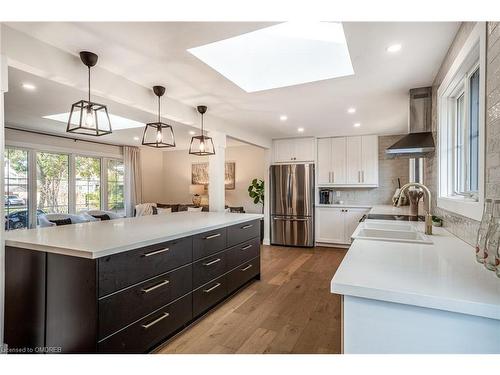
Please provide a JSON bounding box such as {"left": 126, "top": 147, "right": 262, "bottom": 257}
{"left": 270, "top": 163, "right": 315, "bottom": 247}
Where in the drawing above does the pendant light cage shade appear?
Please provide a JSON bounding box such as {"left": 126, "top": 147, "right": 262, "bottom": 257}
{"left": 142, "top": 122, "right": 176, "bottom": 148}
{"left": 67, "top": 100, "right": 112, "bottom": 136}
{"left": 142, "top": 85, "right": 176, "bottom": 148}
{"left": 67, "top": 51, "right": 112, "bottom": 137}
{"left": 189, "top": 105, "right": 216, "bottom": 156}
{"left": 189, "top": 134, "right": 216, "bottom": 156}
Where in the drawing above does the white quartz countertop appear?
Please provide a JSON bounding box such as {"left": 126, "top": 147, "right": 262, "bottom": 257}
{"left": 369, "top": 204, "right": 422, "bottom": 215}
{"left": 5, "top": 212, "right": 263, "bottom": 259}
{"left": 331, "top": 220, "right": 500, "bottom": 320}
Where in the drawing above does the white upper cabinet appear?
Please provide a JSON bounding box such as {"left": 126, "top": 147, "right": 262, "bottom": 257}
{"left": 273, "top": 138, "right": 315, "bottom": 163}
{"left": 317, "top": 138, "right": 332, "bottom": 184}
{"left": 317, "top": 135, "right": 378, "bottom": 187}
{"left": 361, "top": 135, "right": 379, "bottom": 185}
{"left": 346, "top": 136, "right": 362, "bottom": 184}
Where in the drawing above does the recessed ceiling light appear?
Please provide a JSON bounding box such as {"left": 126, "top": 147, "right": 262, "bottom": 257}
{"left": 189, "top": 130, "right": 196, "bottom": 135}
{"left": 188, "top": 22, "right": 354, "bottom": 92}
{"left": 353, "top": 123, "right": 361, "bottom": 128}
{"left": 22, "top": 83, "right": 36, "bottom": 91}
{"left": 44, "top": 112, "right": 144, "bottom": 130}
{"left": 280, "top": 115, "right": 288, "bottom": 121}
{"left": 297, "top": 127, "right": 305, "bottom": 133}
{"left": 133, "top": 136, "right": 140, "bottom": 141}
{"left": 386, "top": 44, "right": 402, "bottom": 53}
{"left": 347, "top": 107, "right": 356, "bottom": 114}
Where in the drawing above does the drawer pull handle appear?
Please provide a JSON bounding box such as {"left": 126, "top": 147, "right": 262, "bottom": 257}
{"left": 241, "top": 264, "right": 253, "bottom": 272}
{"left": 141, "top": 279, "right": 170, "bottom": 293}
{"left": 141, "top": 312, "right": 170, "bottom": 329}
{"left": 203, "top": 282, "right": 222, "bottom": 293}
{"left": 205, "top": 233, "right": 221, "bottom": 240}
{"left": 241, "top": 244, "right": 252, "bottom": 250}
{"left": 143, "top": 248, "right": 169, "bottom": 257}
{"left": 241, "top": 224, "right": 253, "bottom": 229}
{"left": 202, "top": 258, "right": 221, "bottom": 266}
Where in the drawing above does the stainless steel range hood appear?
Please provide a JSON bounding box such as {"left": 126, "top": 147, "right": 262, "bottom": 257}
{"left": 386, "top": 87, "right": 435, "bottom": 158}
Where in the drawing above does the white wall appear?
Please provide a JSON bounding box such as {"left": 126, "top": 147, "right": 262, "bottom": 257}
{"left": 140, "top": 144, "right": 266, "bottom": 213}
{"left": 5, "top": 128, "right": 122, "bottom": 158}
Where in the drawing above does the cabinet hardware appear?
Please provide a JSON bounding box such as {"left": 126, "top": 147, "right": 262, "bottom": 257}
{"left": 141, "top": 279, "right": 170, "bottom": 293}
{"left": 241, "top": 224, "right": 253, "bottom": 229}
{"left": 203, "top": 282, "right": 222, "bottom": 293}
{"left": 204, "top": 233, "right": 221, "bottom": 240}
{"left": 241, "top": 244, "right": 253, "bottom": 250}
{"left": 332, "top": 171, "right": 335, "bottom": 183}
{"left": 241, "top": 264, "right": 253, "bottom": 272}
{"left": 202, "top": 258, "right": 221, "bottom": 266}
{"left": 141, "top": 312, "right": 170, "bottom": 329}
{"left": 358, "top": 171, "right": 361, "bottom": 183}
{"left": 362, "top": 170, "right": 365, "bottom": 183}
{"left": 142, "top": 247, "right": 169, "bottom": 257}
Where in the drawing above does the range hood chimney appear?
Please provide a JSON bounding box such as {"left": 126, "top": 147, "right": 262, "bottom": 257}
{"left": 386, "top": 87, "right": 434, "bottom": 158}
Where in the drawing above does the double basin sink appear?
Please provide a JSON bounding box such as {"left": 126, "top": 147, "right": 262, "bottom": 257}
{"left": 351, "top": 220, "right": 433, "bottom": 245}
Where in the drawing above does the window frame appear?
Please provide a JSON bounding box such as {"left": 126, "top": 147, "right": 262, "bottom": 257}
{"left": 4, "top": 144, "right": 125, "bottom": 229}
{"left": 437, "top": 22, "right": 486, "bottom": 221}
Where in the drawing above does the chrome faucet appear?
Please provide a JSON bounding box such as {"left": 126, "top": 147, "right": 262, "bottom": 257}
{"left": 398, "top": 182, "right": 433, "bottom": 235}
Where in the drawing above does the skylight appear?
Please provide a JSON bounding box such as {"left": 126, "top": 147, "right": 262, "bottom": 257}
{"left": 188, "top": 22, "right": 354, "bottom": 92}
{"left": 44, "top": 112, "right": 144, "bottom": 130}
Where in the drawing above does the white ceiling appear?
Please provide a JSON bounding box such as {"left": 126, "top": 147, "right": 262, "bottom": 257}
{"left": 5, "top": 22, "right": 460, "bottom": 141}
{"left": 5, "top": 67, "right": 247, "bottom": 149}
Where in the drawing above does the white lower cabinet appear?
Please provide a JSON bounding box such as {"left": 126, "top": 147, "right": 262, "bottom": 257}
{"left": 316, "top": 207, "right": 370, "bottom": 245}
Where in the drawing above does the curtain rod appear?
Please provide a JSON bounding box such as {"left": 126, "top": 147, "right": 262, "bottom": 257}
{"left": 5, "top": 126, "right": 125, "bottom": 148}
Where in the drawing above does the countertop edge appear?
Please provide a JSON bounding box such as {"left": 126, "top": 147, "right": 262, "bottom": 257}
{"left": 5, "top": 214, "right": 263, "bottom": 259}
{"left": 331, "top": 280, "right": 500, "bottom": 321}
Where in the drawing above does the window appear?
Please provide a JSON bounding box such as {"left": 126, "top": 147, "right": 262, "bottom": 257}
{"left": 107, "top": 159, "right": 125, "bottom": 215}
{"left": 4, "top": 148, "right": 29, "bottom": 230}
{"left": 453, "top": 67, "right": 479, "bottom": 196}
{"left": 75, "top": 156, "right": 101, "bottom": 212}
{"left": 437, "top": 22, "right": 485, "bottom": 221}
{"left": 36, "top": 152, "right": 70, "bottom": 214}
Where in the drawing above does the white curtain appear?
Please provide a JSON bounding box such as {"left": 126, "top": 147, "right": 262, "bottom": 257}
{"left": 123, "top": 146, "right": 143, "bottom": 217}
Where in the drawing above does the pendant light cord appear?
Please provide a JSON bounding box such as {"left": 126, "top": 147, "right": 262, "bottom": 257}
{"left": 88, "top": 66, "right": 91, "bottom": 103}
{"left": 201, "top": 113, "right": 204, "bottom": 136}
{"left": 158, "top": 95, "right": 161, "bottom": 123}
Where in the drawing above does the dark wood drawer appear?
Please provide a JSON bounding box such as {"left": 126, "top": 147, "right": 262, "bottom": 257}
{"left": 193, "top": 275, "right": 227, "bottom": 318}
{"left": 98, "top": 237, "right": 192, "bottom": 297}
{"left": 226, "top": 220, "right": 260, "bottom": 247}
{"left": 98, "top": 264, "right": 192, "bottom": 339}
{"left": 227, "top": 256, "right": 260, "bottom": 294}
{"left": 98, "top": 293, "right": 192, "bottom": 353}
{"left": 192, "top": 228, "right": 227, "bottom": 260}
{"left": 193, "top": 250, "right": 227, "bottom": 289}
{"left": 226, "top": 237, "right": 260, "bottom": 270}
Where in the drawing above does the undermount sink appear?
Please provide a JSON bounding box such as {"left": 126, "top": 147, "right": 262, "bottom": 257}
{"left": 352, "top": 225, "right": 433, "bottom": 245}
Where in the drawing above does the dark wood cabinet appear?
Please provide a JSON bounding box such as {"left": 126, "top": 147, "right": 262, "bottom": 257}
{"left": 5, "top": 219, "right": 261, "bottom": 354}
{"left": 98, "top": 236, "right": 192, "bottom": 297}
{"left": 192, "top": 228, "right": 227, "bottom": 260}
{"left": 98, "top": 263, "right": 192, "bottom": 339}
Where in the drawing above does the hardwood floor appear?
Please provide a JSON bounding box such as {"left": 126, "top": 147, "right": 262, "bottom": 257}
{"left": 157, "top": 245, "right": 347, "bottom": 354}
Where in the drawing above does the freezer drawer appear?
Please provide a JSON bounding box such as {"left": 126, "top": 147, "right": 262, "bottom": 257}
{"left": 271, "top": 216, "right": 314, "bottom": 247}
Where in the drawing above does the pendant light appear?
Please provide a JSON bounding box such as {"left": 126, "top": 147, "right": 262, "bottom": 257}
{"left": 189, "top": 105, "right": 215, "bottom": 156}
{"left": 142, "top": 86, "right": 176, "bottom": 148}
{"left": 67, "top": 51, "right": 112, "bottom": 136}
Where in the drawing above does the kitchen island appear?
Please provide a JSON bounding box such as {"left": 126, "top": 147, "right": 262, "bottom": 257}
{"left": 4, "top": 212, "right": 263, "bottom": 353}
{"left": 331, "top": 209, "right": 500, "bottom": 354}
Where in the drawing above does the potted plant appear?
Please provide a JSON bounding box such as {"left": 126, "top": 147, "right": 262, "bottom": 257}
{"left": 248, "top": 178, "right": 264, "bottom": 242}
